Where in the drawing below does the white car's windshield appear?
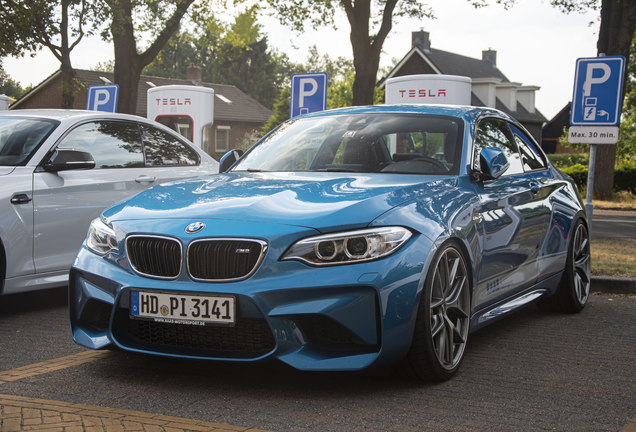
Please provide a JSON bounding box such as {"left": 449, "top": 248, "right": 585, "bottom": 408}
{"left": 233, "top": 114, "right": 463, "bottom": 175}
{"left": 0, "top": 117, "right": 59, "bottom": 166}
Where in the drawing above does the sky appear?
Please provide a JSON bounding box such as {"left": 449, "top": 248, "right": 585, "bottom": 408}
{"left": 3, "top": 0, "right": 600, "bottom": 120}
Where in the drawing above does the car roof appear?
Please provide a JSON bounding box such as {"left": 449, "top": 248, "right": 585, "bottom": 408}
{"left": 297, "top": 104, "right": 513, "bottom": 123}
{"left": 1, "top": 109, "right": 149, "bottom": 122}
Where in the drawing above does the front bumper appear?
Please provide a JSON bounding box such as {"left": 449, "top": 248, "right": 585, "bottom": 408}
{"left": 69, "top": 219, "right": 434, "bottom": 371}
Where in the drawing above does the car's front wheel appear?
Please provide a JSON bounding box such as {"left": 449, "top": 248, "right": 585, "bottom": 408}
{"left": 395, "top": 242, "right": 471, "bottom": 381}
{"left": 537, "top": 218, "right": 591, "bottom": 313}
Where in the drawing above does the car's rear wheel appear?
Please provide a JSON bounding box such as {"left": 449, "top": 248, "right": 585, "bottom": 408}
{"left": 537, "top": 219, "right": 591, "bottom": 313}
{"left": 395, "top": 243, "right": 470, "bottom": 381}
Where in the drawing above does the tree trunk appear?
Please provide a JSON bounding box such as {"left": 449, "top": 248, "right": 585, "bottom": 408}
{"left": 110, "top": 0, "right": 142, "bottom": 114}
{"left": 344, "top": 0, "right": 397, "bottom": 106}
{"left": 593, "top": 0, "right": 636, "bottom": 199}
{"left": 351, "top": 43, "right": 380, "bottom": 106}
{"left": 109, "top": 0, "right": 194, "bottom": 115}
{"left": 59, "top": 57, "right": 76, "bottom": 109}
{"left": 59, "top": 0, "right": 75, "bottom": 109}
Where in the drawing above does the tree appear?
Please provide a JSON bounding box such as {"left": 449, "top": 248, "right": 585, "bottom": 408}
{"left": 264, "top": 0, "right": 433, "bottom": 106}
{"left": 594, "top": 0, "right": 636, "bottom": 199}
{"left": 143, "top": 6, "right": 292, "bottom": 110}
{"left": 142, "top": 31, "right": 200, "bottom": 79}
{"left": 0, "top": 0, "right": 99, "bottom": 108}
{"left": 0, "top": 62, "right": 28, "bottom": 99}
{"left": 552, "top": 0, "right": 636, "bottom": 199}
{"left": 261, "top": 46, "right": 382, "bottom": 135}
{"left": 103, "top": 0, "right": 197, "bottom": 114}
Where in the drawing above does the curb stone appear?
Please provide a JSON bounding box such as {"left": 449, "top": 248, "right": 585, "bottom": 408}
{"left": 591, "top": 276, "right": 636, "bottom": 294}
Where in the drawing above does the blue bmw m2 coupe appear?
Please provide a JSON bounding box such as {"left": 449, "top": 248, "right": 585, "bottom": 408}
{"left": 70, "top": 104, "right": 590, "bottom": 381}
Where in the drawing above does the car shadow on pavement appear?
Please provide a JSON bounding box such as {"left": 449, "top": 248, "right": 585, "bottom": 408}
{"left": 75, "top": 303, "right": 551, "bottom": 399}
{"left": 0, "top": 286, "right": 67, "bottom": 317}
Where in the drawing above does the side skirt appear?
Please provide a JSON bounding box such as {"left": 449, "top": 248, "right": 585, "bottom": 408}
{"left": 469, "top": 271, "right": 563, "bottom": 333}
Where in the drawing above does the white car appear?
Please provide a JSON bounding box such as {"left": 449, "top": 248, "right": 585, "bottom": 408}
{"left": 0, "top": 110, "right": 219, "bottom": 295}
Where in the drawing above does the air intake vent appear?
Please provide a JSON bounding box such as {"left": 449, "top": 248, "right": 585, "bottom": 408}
{"left": 187, "top": 239, "right": 267, "bottom": 281}
{"left": 126, "top": 235, "right": 182, "bottom": 279}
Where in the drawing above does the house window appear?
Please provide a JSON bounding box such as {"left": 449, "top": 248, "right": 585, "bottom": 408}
{"left": 215, "top": 126, "right": 230, "bottom": 152}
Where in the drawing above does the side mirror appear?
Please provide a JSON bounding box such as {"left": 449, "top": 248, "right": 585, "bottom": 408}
{"left": 43, "top": 149, "right": 96, "bottom": 172}
{"left": 474, "top": 147, "right": 509, "bottom": 182}
{"left": 219, "top": 149, "right": 244, "bottom": 173}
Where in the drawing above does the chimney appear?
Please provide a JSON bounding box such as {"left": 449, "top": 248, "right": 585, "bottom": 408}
{"left": 187, "top": 63, "right": 202, "bottom": 85}
{"left": 412, "top": 31, "right": 431, "bottom": 50}
{"left": 482, "top": 49, "right": 497, "bottom": 66}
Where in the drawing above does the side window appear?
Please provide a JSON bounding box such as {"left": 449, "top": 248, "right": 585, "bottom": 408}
{"left": 140, "top": 125, "right": 199, "bottom": 166}
{"left": 56, "top": 121, "right": 143, "bottom": 169}
{"left": 473, "top": 118, "right": 523, "bottom": 176}
{"left": 509, "top": 124, "right": 546, "bottom": 171}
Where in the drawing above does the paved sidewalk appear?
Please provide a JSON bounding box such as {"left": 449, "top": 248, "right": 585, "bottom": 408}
{"left": 0, "top": 393, "right": 272, "bottom": 432}
{"left": 0, "top": 351, "right": 273, "bottom": 432}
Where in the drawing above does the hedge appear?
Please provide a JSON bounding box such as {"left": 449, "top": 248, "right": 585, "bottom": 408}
{"left": 560, "top": 162, "right": 636, "bottom": 193}
{"left": 547, "top": 154, "right": 589, "bottom": 168}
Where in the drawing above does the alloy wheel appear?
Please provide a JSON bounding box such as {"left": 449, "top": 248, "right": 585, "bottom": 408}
{"left": 573, "top": 224, "right": 591, "bottom": 305}
{"left": 429, "top": 247, "right": 470, "bottom": 370}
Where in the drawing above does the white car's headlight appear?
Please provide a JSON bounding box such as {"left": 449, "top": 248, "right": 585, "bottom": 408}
{"left": 281, "top": 227, "right": 412, "bottom": 266}
{"left": 86, "top": 217, "right": 118, "bottom": 255}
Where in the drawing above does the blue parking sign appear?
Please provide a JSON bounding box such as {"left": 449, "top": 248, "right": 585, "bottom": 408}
{"left": 290, "top": 73, "right": 328, "bottom": 119}
{"left": 86, "top": 84, "right": 119, "bottom": 113}
{"left": 571, "top": 56, "right": 625, "bottom": 126}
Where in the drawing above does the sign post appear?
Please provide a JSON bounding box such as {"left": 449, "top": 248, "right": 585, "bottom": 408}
{"left": 570, "top": 55, "right": 625, "bottom": 234}
{"left": 290, "top": 72, "right": 328, "bottom": 119}
{"left": 86, "top": 84, "right": 119, "bottom": 113}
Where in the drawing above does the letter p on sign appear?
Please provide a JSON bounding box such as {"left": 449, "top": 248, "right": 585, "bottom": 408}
{"left": 299, "top": 78, "right": 318, "bottom": 107}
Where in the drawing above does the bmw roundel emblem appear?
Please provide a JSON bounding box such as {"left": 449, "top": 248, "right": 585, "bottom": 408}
{"left": 185, "top": 222, "right": 205, "bottom": 234}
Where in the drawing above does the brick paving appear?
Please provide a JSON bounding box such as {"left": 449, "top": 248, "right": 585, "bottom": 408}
{"left": 0, "top": 393, "right": 273, "bottom": 431}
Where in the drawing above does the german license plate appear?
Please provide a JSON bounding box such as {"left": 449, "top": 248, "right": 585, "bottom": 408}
{"left": 130, "top": 291, "right": 235, "bottom": 326}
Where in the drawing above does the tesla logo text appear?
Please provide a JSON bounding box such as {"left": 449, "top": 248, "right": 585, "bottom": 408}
{"left": 156, "top": 98, "right": 192, "bottom": 106}
{"left": 398, "top": 89, "right": 447, "bottom": 98}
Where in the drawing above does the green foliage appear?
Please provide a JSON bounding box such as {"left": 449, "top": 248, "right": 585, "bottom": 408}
{"left": 142, "top": 31, "right": 200, "bottom": 79}
{"left": 0, "top": 63, "right": 27, "bottom": 99}
{"left": 260, "top": 87, "right": 290, "bottom": 136}
{"left": 327, "top": 70, "right": 384, "bottom": 109}
{"left": 560, "top": 163, "right": 589, "bottom": 190}
{"left": 614, "top": 160, "right": 636, "bottom": 193}
{"left": 143, "top": 5, "right": 286, "bottom": 110}
{"left": 263, "top": 0, "right": 434, "bottom": 33}
{"left": 547, "top": 153, "right": 589, "bottom": 168}
{"left": 91, "top": 60, "right": 115, "bottom": 73}
{"left": 560, "top": 161, "right": 636, "bottom": 193}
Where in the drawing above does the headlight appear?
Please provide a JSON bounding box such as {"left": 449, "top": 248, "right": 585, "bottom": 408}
{"left": 86, "top": 217, "right": 118, "bottom": 255}
{"left": 281, "top": 227, "right": 412, "bottom": 266}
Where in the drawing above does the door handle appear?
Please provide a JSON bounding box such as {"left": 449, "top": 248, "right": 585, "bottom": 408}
{"left": 530, "top": 182, "right": 540, "bottom": 194}
{"left": 10, "top": 193, "right": 32, "bottom": 205}
{"left": 135, "top": 175, "right": 156, "bottom": 183}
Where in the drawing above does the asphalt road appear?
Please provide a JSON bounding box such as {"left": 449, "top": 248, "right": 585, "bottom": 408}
{"left": 1, "top": 286, "right": 635, "bottom": 431}
{"left": 592, "top": 210, "right": 636, "bottom": 238}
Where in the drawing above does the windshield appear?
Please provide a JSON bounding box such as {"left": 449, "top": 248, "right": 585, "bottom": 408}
{"left": 0, "top": 117, "right": 59, "bottom": 166}
{"left": 233, "top": 113, "right": 463, "bottom": 175}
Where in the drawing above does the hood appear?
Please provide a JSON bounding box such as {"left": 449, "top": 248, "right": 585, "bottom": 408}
{"left": 103, "top": 172, "right": 457, "bottom": 231}
{"left": 0, "top": 167, "right": 16, "bottom": 176}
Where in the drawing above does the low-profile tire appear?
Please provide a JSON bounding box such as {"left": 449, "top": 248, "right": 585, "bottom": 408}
{"left": 536, "top": 218, "right": 591, "bottom": 313}
{"left": 395, "top": 242, "right": 471, "bottom": 381}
